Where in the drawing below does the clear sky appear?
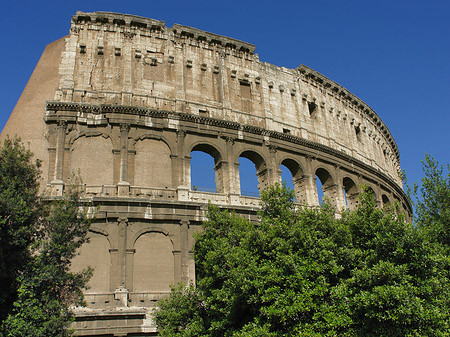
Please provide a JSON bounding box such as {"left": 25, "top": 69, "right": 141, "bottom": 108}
{"left": 1, "top": 0, "right": 449, "bottom": 196}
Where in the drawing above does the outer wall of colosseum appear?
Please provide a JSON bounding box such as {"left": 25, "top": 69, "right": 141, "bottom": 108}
{"left": 1, "top": 11, "right": 411, "bottom": 336}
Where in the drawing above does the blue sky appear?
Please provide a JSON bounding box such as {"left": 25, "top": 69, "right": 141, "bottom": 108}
{"left": 1, "top": 0, "right": 449, "bottom": 196}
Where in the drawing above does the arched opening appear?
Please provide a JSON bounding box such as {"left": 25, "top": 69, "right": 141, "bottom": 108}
{"left": 343, "top": 177, "right": 359, "bottom": 210}
{"left": 315, "top": 176, "right": 325, "bottom": 204}
{"left": 367, "top": 186, "right": 376, "bottom": 198}
{"left": 280, "top": 165, "right": 295, "bottom": 190}
{"left": 382, "top": 194, "right": 391, "bottom": 208}
{"left": 239, "top": 151, "right": 267, "bottom": 197}
{"left": 315, "top": 168, "right": 336, "bottom": 206}
{"left": 280, "top": 158, "right": 305, "bottom": 203}
{"left": 190, "top": 144, "right": 223, "bottom": 193}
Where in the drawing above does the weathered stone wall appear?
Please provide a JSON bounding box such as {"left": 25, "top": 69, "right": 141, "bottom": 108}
{"left": 55, "top": 11, "right": 401, "bottom": 185}
{"left": 0, "top": 11, "right": 411, "bottom": 337}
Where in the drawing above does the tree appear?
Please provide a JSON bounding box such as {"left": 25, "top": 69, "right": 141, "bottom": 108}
{"left": 412, "top": 154, "right": 450, "bottom": 248}
{"left": 338, "top": 191, "right": 450, "bottom": 336}
{"left": 155, "top": 184, "right": 450, "bottom": 336}
{"left": 0, "top": 138, "right": 41, "bottom": 322}
{"left": 0, "top": 138, "right": 92, "bottom": 336}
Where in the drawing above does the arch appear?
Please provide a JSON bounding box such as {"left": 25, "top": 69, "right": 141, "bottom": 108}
{"left": 382, "top": 194, "right": 391, "bottom": 207}
{"left": 134, "top": 138, "right": 172, "bottom": 188}
{"left": 343, "top": 176, "right": 359, "bottom": 210}
{"left": 315, "top": 167, "right": 336, "bottom": 206}
{"left": 190, "top": 142, "right": 223, "bottom": 164}
{"left": 238, "top": 150, "right": 268, "bottom": 196}
{"left": 89, "top": 226, "right": 111, "bottom": 243}
{"left": 280, "top": 158, "right": 304, "bottom": 179}
{"left": 132, "top": 231, "right": 175, "bottom": 292}
{"left": 366, "top": 186, "right": 376, "bottom": 198}
{"left": 190, "top": 142, "right": 224, "bottom": 193}
{"left": 280, "top": 158, "right": 306, "bottom": 203}
{"left": 68, "top": 130, "right": 117, "bottom": 149}
{"left": 238, "top": 150, "right": 266, "bottom": 172}
{"left": 132, "top": 133, "right": 175, "bottom": 156}
{"left": 131, "top": 226, "right": 172, "bottom": 247}
{"left": 70, "top": 135, "right": 114, "bottom": 186}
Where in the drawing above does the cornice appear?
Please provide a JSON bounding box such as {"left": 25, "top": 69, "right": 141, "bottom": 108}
{"left": 72, "top": 11, "right": 255, "bottom": 55}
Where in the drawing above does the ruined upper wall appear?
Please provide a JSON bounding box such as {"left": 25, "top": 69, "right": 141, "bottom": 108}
{"left": 55, "top": 11, "right": 401, "bottom": 185}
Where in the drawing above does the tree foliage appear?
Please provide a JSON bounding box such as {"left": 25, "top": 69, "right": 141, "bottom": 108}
{"left": 412, "top": 154, "right": 450, "bottom": 248}
{"left": 0, "top": 138, "right": 41, "bottom": 322}
{"left": 0, "top": 138, "right": 92, "bottom": 336}
{"left": 155, "top": 181, "right": 450, "bottom": 336}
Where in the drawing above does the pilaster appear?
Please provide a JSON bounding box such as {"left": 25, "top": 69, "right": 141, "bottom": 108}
{"left": 51, "top": 120, "right": 67, "bottom": 196}
{"left": 118, "top": 123, "right": 130, "bottom": 196}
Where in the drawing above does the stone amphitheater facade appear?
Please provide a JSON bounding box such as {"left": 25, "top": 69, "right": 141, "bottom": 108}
{"left": 1, "top": 11, "right": 411, "bottom": 336}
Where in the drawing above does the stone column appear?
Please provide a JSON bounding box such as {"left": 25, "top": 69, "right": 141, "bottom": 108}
{"left": 293, "top": 176, "right": 308, "bottom": 204}
{"left": 176, "top": 130, "right": 189, "bottom": 200}
{"left": 118, "top": 123, "right": 130, "bottom": 196}
{"left": 304, "top": 156, "right": 319, "bottom": 206}
{"left": 52, "top": 120, "right": 67, "bottom": 196}
{"left": 375, "top": 183, "right": 383, "bottom": 207}
{"left": 267, "top": 144, "right": 279, "bottom": 185}
{"left": 334, "top": 166, "right": 347, "bottom": 212}
{"left": 180, "top": 220, "right": 190, "bottom": 284}
{"left": 121, "top": 34, "right": 133, "bottom": 105}
{"left": 114, "top": 217, "right": 129, "bottom": 307}
{"left": 223, "top": 137, "right": 240, "bottom": 205}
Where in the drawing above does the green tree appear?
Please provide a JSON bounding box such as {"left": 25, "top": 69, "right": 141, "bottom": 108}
{"left": 0, "top": 138, "right": 41, "bottom": 322}
{"left": 0, "top": 138, "right": 92, "bottom": 336}
{"left": 412, "top": 154, "right": 450, "bottom": 248}
{"left": 155, "top": 184, "right": 450, "bottom": 336}
{"left": 338, "top": 191, "right": 450, "bottom": 336}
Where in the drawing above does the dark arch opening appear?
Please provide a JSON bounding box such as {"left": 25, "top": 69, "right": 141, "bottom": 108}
{"left": 343, "top": 177, "right": 358, "bottom": 210}
{"left": 382, "top": 194, "right": 390, "bottom": 208}
{"left": 367, "top": 186, "right": 376, "bottom": 197}
{"left": 280, "top": 158, "right": 305, "bottom": 203}
{"left": 239, "top": 151, "right": 266, "bottom": 197}
{"left": 315, "top": 168, "right": 335, "bottom": 206}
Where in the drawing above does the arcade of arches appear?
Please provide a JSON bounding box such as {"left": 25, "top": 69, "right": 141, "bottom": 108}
{"left": 63, "top": 126, "right": 400, "bottom": 212}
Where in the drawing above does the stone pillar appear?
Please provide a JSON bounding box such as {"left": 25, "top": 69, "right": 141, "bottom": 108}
{"left": 293, "top": 176, "right": 308, "bottom": 204}
{"left": 223, "top": 137, "right": 240, "bottom": 204}
{"left": 52, "top": 120, "right": 67, "bottom": 196}
{"left": 180, "top": 220, "right": 190, "bottom": 284}
{"left": 118, "top": 123, "right": 130, "bottom": 196}
{"left": 214, "top": 160, "right": 227, "bottom": 193}
{"left": 375, "top": 183, "right": 383, "bottom": 207}
{"left": 334, "top": 166, "right": 347, "bottom": 211}
{"left": 304, "top": 156, "right": 319, "bottom": 206}
{"left": 267, "top": 144, "right": 279, "bottom": 185}
{"left": 114, "top": 217, "right": 129, "bottom": 307}
{"left": 118, "top": 217, "right": 128, "bottom": 288}
{"left": 121, "top": 34, "right": 133, "bottom": 105}
{"left": 176, "top": 130, "right": 189, "bottom": 201}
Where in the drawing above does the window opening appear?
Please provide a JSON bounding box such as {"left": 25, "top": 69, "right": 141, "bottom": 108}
{"left": 308, "top": 101, "right": 317, "bottom": 116}
{"left": 280, "top": 164, "right": 295, "bottom": 201}
{"left": 315, "top": 175, "right": 324, "bottom": 204}
{"left": 239, "top": 157, "right": 259, "bottom": 197}
{"left": 190, "top": 151, "right": 216, "bottom": 193}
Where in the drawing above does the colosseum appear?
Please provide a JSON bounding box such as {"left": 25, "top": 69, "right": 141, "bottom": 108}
{"left": 1, "top": 11, "right": 411, "bottom": 336}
